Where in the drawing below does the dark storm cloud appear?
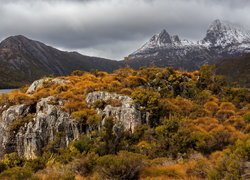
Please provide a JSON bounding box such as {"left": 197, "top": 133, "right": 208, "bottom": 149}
{"left": 0, "top": 0, "right": 250, "bottom": 59}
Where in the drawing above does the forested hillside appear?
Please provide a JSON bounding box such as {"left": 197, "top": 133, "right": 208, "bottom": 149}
{"left": 0, "top": 66, "right": 249, "bottom": 179}
{"left": 216, "top": 54, "right": 250, "bottom": 87}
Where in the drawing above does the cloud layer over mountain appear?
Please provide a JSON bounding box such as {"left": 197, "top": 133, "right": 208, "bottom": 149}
{"left": 1, "top": 0, "right": 250, "bottom": 59}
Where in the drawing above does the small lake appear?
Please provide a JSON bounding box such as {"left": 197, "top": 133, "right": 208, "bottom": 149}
{"left": 0, "top": 89, "right": 15, "bottom": 94}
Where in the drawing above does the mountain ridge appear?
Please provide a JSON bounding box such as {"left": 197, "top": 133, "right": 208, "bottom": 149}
{"left": 0, "top": 35, "right": 122, "bottom": 88}
{"left": 126, "top": 19, "right": 250, "bottom": 70}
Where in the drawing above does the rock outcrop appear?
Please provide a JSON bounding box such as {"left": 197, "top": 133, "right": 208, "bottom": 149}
{"left": 0, "top": 104, "right": 30, "bottom": 157}
{"left": 86, "top": 91, "right": 149, "bottom": 133}
{"left": 0, "top": 90, "right": 147, "bottom": 159}
{"left": 0, "top": 96, "right": 85, "bottom": 159}
{"left": 26, "top": 78, "right": 70, "bottom": 94}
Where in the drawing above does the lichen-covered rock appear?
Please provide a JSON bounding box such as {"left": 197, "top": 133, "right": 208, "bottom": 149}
{"left": 0, "top": 91, "right": 147, "bottom": 159}
{"left": 0, "top": 96, "right": 84, "bottom": 159}
{"left": 26, "top": 78, "right": 70, "bottom": 94}
{"left": 0, "top": 104, "right": 30, "bottom": 156}
{"left": 86, "top": 91, "right": 149, "bottom": 133}
{"left": 26, "top": 78, "right": 51, "bottom": 94}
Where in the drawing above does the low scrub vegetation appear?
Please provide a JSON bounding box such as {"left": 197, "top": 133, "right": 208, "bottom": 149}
{"left": 0, "top": 65, "right": 249, "bottom": 179}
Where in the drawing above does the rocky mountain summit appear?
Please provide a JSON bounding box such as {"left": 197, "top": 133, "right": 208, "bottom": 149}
{"left": 202, "top": 19, "right": 250, "bottom": 48}
{"left": 126, "top": 19, "right": 250, "bottom": 70}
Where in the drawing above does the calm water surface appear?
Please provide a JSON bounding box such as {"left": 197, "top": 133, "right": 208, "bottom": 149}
{"left": 0, "top": 89, "right": 15, "bottom": 94}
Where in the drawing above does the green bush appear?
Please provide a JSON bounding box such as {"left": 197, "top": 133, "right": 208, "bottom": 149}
{"left": 24, "top": 158, "right": 46, "bottom": 172}
{"left": 71, "top": 153, "right": 98, "bottom": 176}
{"left": 204, "top": 101, "right": 219, "bottom": 115}
{"left": 87, "top": 114, "right": 102, "bottom": 126}
{"left": 0, "top": 162, "right": 7, "bottom": 173}
{"left": 244, "top": 112, "right": 250, "bottom": 123}
{"left": 97, "top": 151, "right": 145, "bottom": 180}
{"left": 2, "top": 153, "right": 25, "bottom": 168}
{"left": 93, "top": 99, "right": 107, "bottom": 109}
{"left": 0, "top": 167, "right": 33, "bottom": 180}
{"left": 71, "top": 70, "right": 85, "bottom": 76}
{"left": 208, "top": 138, "right": 250, "bottom": 179}
{"left": 186, "top": 159, "right": 210, "bottom": 178}
{"left": 220, "top": 102, "right": 236, "bottom": 111}
{"left": 155, "top": 117, "right": 197, "bottom": 158}
{"left": 132, "top": 88, "right": 161, "bottom": 126}
{"left": 216, "top": 109, "right": 235, "bottom": 121}
{"left": 73, "top": 135, "right": 93, "bottom": 154}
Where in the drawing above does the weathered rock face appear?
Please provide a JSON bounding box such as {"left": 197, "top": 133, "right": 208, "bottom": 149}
{"left": 0, "top": 96, "right": 84, "bottom": 159}
{"left": 0, "top": 90, "right": 147, "bottom": 159}
{"left": 86, "top": 91, "right": 149, "bottom": 133}
{"left": 0, "top": 104, "right": 30, "bottom": 156}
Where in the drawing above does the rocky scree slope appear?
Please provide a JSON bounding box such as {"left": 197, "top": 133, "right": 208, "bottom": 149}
{"left": 126, "top": 19, "right": 250, "bottom": 70}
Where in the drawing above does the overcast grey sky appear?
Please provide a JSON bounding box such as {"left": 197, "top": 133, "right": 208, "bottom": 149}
{"left": 0, "top": 0, "right": 250, "bottom": 59}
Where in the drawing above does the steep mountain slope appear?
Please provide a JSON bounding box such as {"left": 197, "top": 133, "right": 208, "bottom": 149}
{"left": 0, "top": 35, "right": 122, "bottom": 88}
{"left": 126, "top": 19, "right": 250, "bottom": 70}
{"left": 216, "top": 54, "right": 250, "bottom": 87}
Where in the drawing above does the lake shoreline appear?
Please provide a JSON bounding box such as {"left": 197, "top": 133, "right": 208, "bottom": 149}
{"left": 0, "top": 89, "right": 16, "bottom": 94}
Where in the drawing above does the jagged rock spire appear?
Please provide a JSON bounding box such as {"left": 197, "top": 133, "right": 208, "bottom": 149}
{"left": 203, "top": 19, "right": 250, "bottom": 47}
{"left": 158, "top": 29, "right": 172, "bottom": 44}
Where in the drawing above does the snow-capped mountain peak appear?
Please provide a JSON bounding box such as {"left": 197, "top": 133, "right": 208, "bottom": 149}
{"left": 202, "top": 19, "right": 250, "bottom": 47}
{"left": 157, "top": 29, "right": 172, "bottom": 44}
{"left": 127, "top": 19, "right": 250, "bottom": 70}
{"left": 147, "top": 29, "right": 194, "bottom": 47}
{"left": 132, "top": 29, "right": 195, "bottom": 56}
{"left": 147, "top": 29, "right": 173, "bottom": 47}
